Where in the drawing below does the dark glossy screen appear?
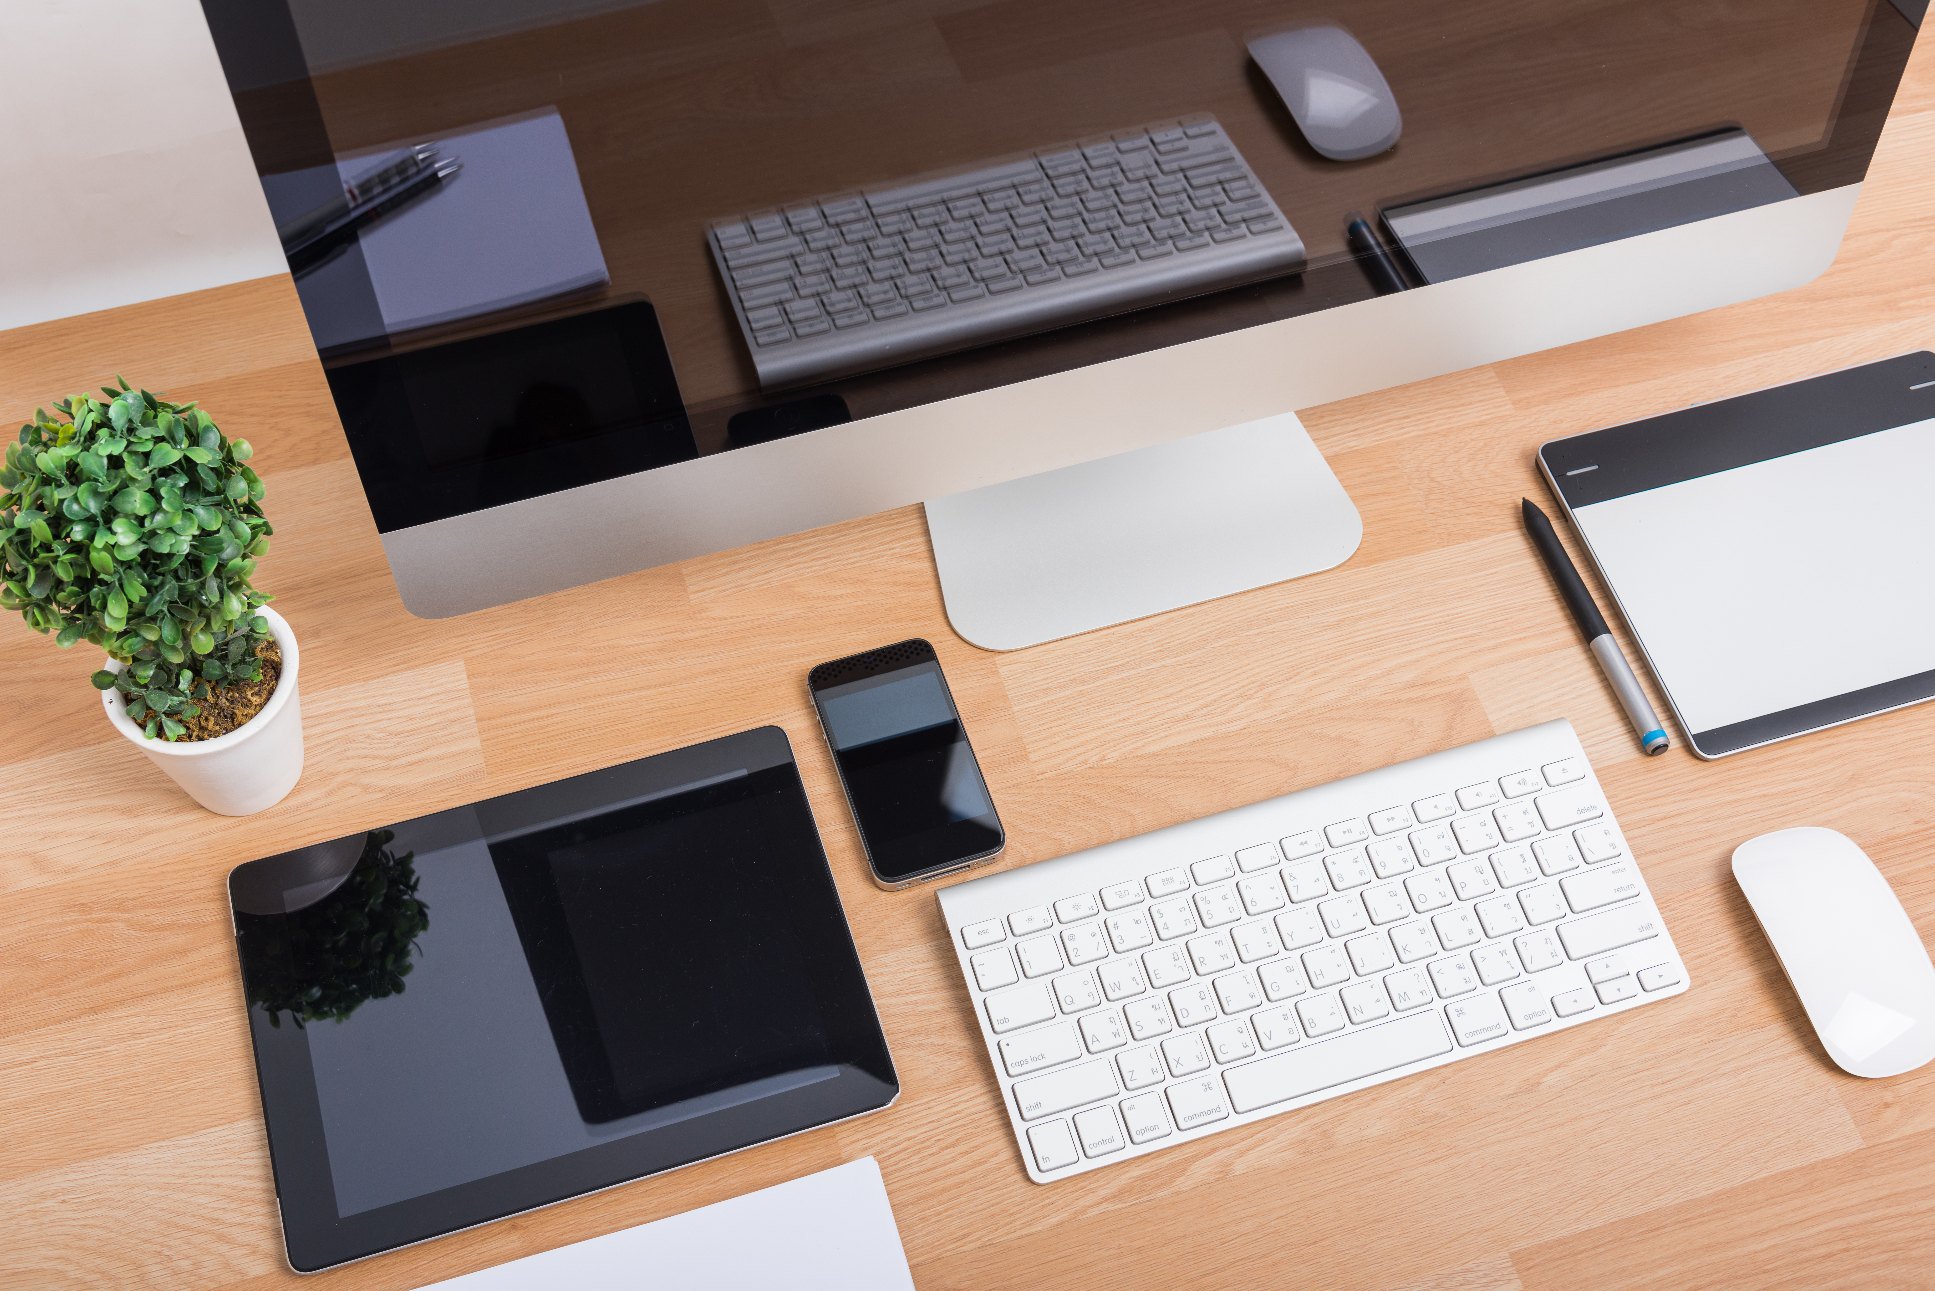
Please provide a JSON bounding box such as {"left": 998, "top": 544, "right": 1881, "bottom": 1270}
{"left": 200, "top": 0, "right": 1916, "bottom": 524}
{"left": 817, "top": 663, "right": 1002, "bottom": 880}
{"left": 229, "top": 728, "right": 895, "bottom": 1271}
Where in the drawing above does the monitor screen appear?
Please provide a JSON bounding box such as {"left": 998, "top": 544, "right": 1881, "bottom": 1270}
{"left": 200, "top": 0, "right": 1915, "bottom": 530}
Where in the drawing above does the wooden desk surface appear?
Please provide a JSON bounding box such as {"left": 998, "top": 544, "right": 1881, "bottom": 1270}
{"left": 7, "top": 31, "right": 1935, "bottom": 1291}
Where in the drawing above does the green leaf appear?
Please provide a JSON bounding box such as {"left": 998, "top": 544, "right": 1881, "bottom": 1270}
{"left": 160, "top": 717, "right": 186, "bottom": 740}
{"left": 88, "top": 546, "right": 114, "bottom": 575}
{"left": 147, "top": 442, "right": 181, "bottom": 470}
{"left": 231, "top": 439, "right": 253, "bottom": 461}
{"left": 29, "top": 518, "right": 51, "bottom": 544}
{"left": 90, "top": 669, "right": 117, "bottom": 690}
{"left": 57, "top": 624, "right": 85, "bottom": 648}
{"left": 190, "top": 628, "right": 214, "bottom": 655}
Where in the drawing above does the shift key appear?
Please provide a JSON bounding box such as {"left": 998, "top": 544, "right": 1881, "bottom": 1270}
{"left": 1557, "top": 901, "right": 1662, "bottom": 959}
{"left": 1013, "top": 1058, "right": 1118, "bottom": 1120}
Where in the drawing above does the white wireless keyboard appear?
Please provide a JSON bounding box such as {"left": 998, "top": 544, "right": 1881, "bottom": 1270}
{"left": 937, "top": 720, "right": 1688, "bottom": 1182}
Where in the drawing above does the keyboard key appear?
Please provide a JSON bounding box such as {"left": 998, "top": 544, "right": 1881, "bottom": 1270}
{"left": 1056, "top": 970, "right": 1102, "bottom": 1014}
{"left": 1324, "top": 848, "right": 1373, "bottom": 890}
{"left": 1207, "top": 1020, "right": 1257, "bottom": 1063}
{"left": 1364, "top": 883, "right": 1410, "bottom": 925}
{"left": 1432, "top": 908, "right": 1482, "bottom": 951}
{"left": 1120, "top": 1092, "right": 1171, "bottom": 1143}
{"left": 1194, "top": 885, "right": 1243, "bottom": 927}
{"left": 1577, "top": 824, "right": 1625, "bottom": 863}
{"left": 1475, "top": 896, "right": 1526, "bottom": 939}
{"left": 1143, "top": 945, "right": 1192, "bottom": 989}
{"left": 1514, "top": 928, "right": 1565, "bottom": 974}
{"left": 1405, "top": 870, "right": 1454, "bottom": 913}
{"left": 1586, "top": 955, "right": 1628, "bottom": 984}
{"left": 1062, "top": 923, "right": 1110, "bottom": 966}
{"left": 1106, "top": 909, "right": 1154, "bottom": 953}
{"left": 1446, "top": 994, "right": 1510, "bottom": 1046}
{"left": 1259, "top": 958, "right": 1310, "bottom": 1001}
{"left": 1413, "top": 793, "right": 1457, "bottom": 822}
{"left": 1010, "top": 906, "right": 1053, "bottom": 936}
{"left": 1125, "top": 997, "right": 1174, "bottom": 1041}
{"left": 1028, "top": 1120, "right": 1079, "bottom": 1171}
{"left": 1494, "top": 801, "right": 1543, "bottom": 843}
{"left": 1537, "top": 786, "right": 1604, "bottom": 831}
{"left": 1595, "top": 975, "right": 1640, "bottom": 1004}
{"left": 1166, "top": 1075, "right": 1231, "bottom": 1130}
{"left": 1080, "top": 1009, "right": 1128, "bottom": 1052}
{"left": 1471, "top": 944, "right": 1521, "bottom": 986}
{"left": 1001, "top": 1022, "right": 1083, "bottom": 1076}
{"left": 1055, "top": 892, "right": 1100, "bottom": 923}
{"left": 971, "top": 947, "right": 1019, "bottom": 991}
{"left": 1281, "top": 830, "right": 1324, "bottom": 860}
{"left": 1639, "top": 963, "right": 1683, "bottom": 992}
{"left": 1017, "top": 936, "right": 1063, "bottom": 978}
{"left": 1326, "top": 818, "right": 1371, "bottom": 847}
{"left": 1147, "top": 868, "right": 1190, "bottom": 898}
{"left": 1187, "top": 931, "right": 1238, "bottom": 976}
{"left": 1542, "top": 757, "right": 1586, "bottom": 785}
{"left": 1385, "top": 966, "right": 1434, "bottom": 1011}
{"left": 1075, "top": 1105, "right": 1127, "bottom": 1157}
{"left": 1429, "top": 955, "right": 1477, "bottom": 998}
{"left": 1490, "top": 847, "right": 1539, "bottom": 888}
{"left": 1341, "top": 980, "right": 1391, "bottom": 1024}
{"left": 1168, "top": 983, "right": 1219, "bottom": 1028}
{"left": 1238, "top": 872, "right": 1288, "bottom": 915}
{"left": 1275, "top": 906, "right": 1324, "bottom": 951}
{"left": 1226, "top": 1011, "right": 1452, "bottom": 1113}
{"left": 1119, "top": 1046, "right": 1167, "bottom": 1090}
{"left": 1213, "top": 969, "right": 1263, "bottom": 1014}
{"left": 1346, "top": 932, "right": 1393, "bottom": 975}
{"left": 1151, "top": 899, "right": 1198, "bottom": 940}
{"left": 1368, "top": 838, "right": 1417, "bottom": 878}
{"left": 1283, "top": 860, "right": 1330, "bottom": 902}
{"left": 1319, "top": 896, "right": 1369, "bottom": 938}
{"left": 1369, "top": 806, "right": 1413, "bottom": 835}
{"left": 1534, "top": 837, "right": 1583, "bottom": 876}
{"left": 1457, "top": 782, "right": 1502, "bottom": 811}
{"left": 1558, "top": 904, "right": 1662, "bottom": 960}
{"left": 1303, "top": 943, "right": 1353, "bottom": 988}
{"left": 1100, "top": 959, "right": 1148, "bottom": 1001}
{"left": 1253, "top": 1005, "right": 1300, "bottom": 1050}
{"left": 1562, "top": 863, "right": 1642, "bottom": 913}
{"left": 1552, "top": 986, "right": 1596, "bottom": 1017}
{"left": 1232, "top": 919, "right": 1282, "bottom": 962}
{"left": 1162, "top": 1031, "right": 1211, "bottom": 1077}
{"left": 1520, "top": 883, "right": 1567, "bottom": 925}
{"left": 1500, "top": 980, "right": 1554, "bottom": 1029}
{"left": 986, "top": 982, "right": 1057, "bottom": 1033}
{"left": 1235, "top": 842, "right": 1281, "bottom": 872}
{"left": 1391, "top": 920, "right": 1438, "bottom": 963}
{"left": 1296, "top": 992, "right": 1347, "bottom": 1038}
{"left": 1454, "top": 814, "right": 1502, "bottom": 854}
{"left": 1101, "top": 881, "right": 1144, "bottom": 910}
{"left": 1501, "top": 770, "right": 1544, "bottom": 798}
{"left": 962, "top": 918, "right": 1005, "bottom": 949}
{"left": 1410, "top": 825, "right": 1459, "bottom": 865}
{"left": 1447, "top": 859, "right": 1497, "bottom": 901}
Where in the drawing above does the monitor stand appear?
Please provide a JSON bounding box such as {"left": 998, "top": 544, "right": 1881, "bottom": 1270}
{"left": 924, "top": 412, "right": 1361, "bottom": 651}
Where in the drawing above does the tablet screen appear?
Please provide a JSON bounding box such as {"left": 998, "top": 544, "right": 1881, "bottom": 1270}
{"left": 230, "top": 728, "right": 896, "bottom": 1271}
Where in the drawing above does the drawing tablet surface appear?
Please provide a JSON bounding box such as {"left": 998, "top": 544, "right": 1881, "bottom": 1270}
{"left": 228, "top": 727, "right": 895, "bottom": 1272}
{"left": 1541, "top": 352, "right": 1935, "bottom": 757}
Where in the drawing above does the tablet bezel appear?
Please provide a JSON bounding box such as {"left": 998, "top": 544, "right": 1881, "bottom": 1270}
{"left": 1540, "top": 350, "right": 1935, "bottom": 757}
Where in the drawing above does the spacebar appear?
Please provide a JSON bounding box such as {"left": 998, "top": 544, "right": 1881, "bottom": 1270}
{"left": 1224, "top": 1012, "right": 1453, "bottom": 1114}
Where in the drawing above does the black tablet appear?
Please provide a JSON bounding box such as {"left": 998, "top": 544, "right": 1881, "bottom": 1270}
{"left": 228, "top": 727, "right": 896, "bottom": 1272}
{"left": 1541, "top": 352, "right": 1935, "bottom": 757}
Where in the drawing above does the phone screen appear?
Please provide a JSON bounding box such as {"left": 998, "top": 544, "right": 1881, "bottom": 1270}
{"left": 814, "top": 653, "right": 1002, "bottom": 883}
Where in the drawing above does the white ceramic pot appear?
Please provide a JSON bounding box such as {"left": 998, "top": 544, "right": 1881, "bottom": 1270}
{"left": 101, "top": 605, "right": 304, "bottom": 815}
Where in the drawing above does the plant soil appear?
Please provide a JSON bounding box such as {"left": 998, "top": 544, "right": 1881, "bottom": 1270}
{"left": 177, "top": 639, "right": 283, "bottom": 742}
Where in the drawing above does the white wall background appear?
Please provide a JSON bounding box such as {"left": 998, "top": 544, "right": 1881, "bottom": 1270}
{"left": 0, "top": 0, "right": 286, "bottom": 332}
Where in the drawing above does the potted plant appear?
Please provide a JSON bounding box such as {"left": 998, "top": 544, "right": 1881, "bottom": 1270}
{"left": 1, "top": 379, "right": 302, "bottom": 815}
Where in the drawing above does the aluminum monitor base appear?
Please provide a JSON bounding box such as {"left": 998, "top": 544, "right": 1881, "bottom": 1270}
{"left": 925, "top": 413, "right": 1360, "bottom": 650}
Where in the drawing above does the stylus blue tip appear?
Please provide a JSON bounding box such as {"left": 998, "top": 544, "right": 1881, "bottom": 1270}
{"left": 1642, "top": 729, "right": 1669, "bottom": 754}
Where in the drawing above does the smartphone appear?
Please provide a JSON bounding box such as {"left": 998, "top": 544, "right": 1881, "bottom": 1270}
{"left": 808, "top": 639, "right": 1005, "bottom": 889}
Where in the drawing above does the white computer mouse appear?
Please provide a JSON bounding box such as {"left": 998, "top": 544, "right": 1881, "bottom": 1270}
{"left": 1247, "top": 25, "right": 1402, "bottom": 162}
{"left": 1732, "top": 827, "right": 1935, "bottom": 1078}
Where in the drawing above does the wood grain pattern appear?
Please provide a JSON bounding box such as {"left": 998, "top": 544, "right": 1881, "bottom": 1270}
{"left": 6, "top": 20, "right": 1935, "bottom": 1291}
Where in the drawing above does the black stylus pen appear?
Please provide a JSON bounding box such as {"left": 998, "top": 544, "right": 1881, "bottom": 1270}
{"left": 1522, "top": 498, "right": 1669, "bottom": 755}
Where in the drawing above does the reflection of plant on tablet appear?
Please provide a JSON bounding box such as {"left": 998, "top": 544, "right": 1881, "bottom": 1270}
{"left": 244, "top": 829, "right": 430, "bottom": 1028}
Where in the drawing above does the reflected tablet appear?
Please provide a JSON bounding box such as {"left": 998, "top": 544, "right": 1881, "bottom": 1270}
{"left": 228, "top": 727, "right": 896, "bottom": 1272}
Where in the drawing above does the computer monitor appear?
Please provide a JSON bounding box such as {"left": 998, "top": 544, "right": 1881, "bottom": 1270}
{"left": 199, "top": 0, "right": 1918, "bottom": 646}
